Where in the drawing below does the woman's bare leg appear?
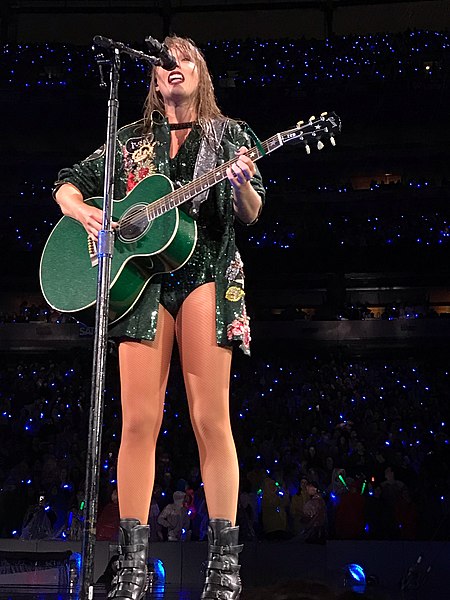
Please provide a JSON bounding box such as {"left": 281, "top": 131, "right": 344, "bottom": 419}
{"left": 176, "top": 283, "right": 239, "bottom": 524}
{"left": 117, "top": 305, "right": 174, "bottom": 524}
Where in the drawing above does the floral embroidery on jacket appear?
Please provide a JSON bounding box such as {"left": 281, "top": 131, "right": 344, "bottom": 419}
{"left": 123, "top": 137, "right": 157, "bottom": 192}
{"left": 227, "top": 310, "right": 251, "bottom": 355}
{"left": 226, "top": 250, "right": 244, "bottom": 284}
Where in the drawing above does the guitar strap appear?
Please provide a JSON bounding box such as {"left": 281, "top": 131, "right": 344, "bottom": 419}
{"left": 189, "top": 118, "right": 229, "bottom": 218}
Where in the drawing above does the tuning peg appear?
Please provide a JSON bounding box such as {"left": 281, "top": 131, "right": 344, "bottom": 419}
{"left": 309, "top": 115, "right": 316, "bottom": 122}
{"left": 297, "top": 120, "right": 305, "bottom": 127}
{"left": 320, "top": 111, "right": 328, "bottom": 117}
{"left": 330, "top": 136, "right": 336, "bottom": 146}
{"left": 305, "top": 144, "right": 311, "bottom": 155}
{"left": 317, "top": 141, "right": 324, "bottom": 150}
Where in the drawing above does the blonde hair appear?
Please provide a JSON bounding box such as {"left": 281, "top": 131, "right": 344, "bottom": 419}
{"left": 143, "top": 35, "right": 225, "bottom": 134}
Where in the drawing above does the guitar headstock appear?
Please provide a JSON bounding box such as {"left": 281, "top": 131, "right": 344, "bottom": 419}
{"left": 281, "top": 112, "right": 341, "bottom": 154}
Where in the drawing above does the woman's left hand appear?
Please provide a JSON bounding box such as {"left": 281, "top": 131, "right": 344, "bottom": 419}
{"left": 226, "top": 147, "right": 256, "bottom": 191}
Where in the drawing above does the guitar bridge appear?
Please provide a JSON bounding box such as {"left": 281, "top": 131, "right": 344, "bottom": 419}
{"left": 87, "top": 237, "right": 99, "bottom": 267}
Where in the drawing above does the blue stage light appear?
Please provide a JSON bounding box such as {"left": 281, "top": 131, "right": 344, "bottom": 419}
{"left": 347, "top": 563, "right": 366, "bottom": 584}
{"left": 149, "top": 557, "right": 165, "bottom": 589}
{"left": 344, "top": 563, "right": 367, "bottom": 594}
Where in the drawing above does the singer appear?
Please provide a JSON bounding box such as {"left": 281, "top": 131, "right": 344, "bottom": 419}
{"left": 53, "top": 36, "right": 264, "bottom": 600}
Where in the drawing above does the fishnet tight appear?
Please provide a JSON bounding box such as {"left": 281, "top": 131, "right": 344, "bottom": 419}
{"left": 117, "top": 282, "right": 239, "bottom": 525}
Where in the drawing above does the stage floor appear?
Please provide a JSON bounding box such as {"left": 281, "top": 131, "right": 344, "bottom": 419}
{"left": 0, "top": 583, "right": 198, "bottom": 599}
{"left": 0, "top": 537, "right": 440, "bottom": 599}
{"left": 0, "top": 583, "right": 407, "bottom": 600}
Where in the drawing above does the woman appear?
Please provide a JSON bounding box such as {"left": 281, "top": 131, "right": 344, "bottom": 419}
{"left": 53, "top": 36, "right": 264, "bottom": 600}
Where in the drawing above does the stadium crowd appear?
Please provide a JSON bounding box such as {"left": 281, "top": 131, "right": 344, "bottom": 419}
{"left": 2, "top": 30, "right": 448, "bottom": 91}
{"left": 0, "top": 349, "right": 449, "bottom": 543}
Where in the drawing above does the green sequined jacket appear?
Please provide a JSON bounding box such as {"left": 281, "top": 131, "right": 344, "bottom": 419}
{"left": 56, "top": 115, "right": 265, "bottom": 354}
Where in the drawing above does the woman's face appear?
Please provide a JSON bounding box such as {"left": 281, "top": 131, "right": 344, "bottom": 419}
{"left": 155, "top": 47, "right": 199, "bottom": 107}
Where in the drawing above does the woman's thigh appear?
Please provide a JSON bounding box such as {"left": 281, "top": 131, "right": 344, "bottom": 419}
{"left": 175, "top": 283, "right": 232, "bottom": 421}
{"left": 118, "top": 304, "right": 175, "bottom": 429}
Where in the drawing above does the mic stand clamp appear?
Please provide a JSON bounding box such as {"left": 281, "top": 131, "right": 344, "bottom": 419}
{"left": 93, "top": 48, "right": 109, "bottom": 88}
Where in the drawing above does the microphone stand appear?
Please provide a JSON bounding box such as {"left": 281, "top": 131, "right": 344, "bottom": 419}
{"left": 80, "top": 37, "right": 164, "bottom": 600}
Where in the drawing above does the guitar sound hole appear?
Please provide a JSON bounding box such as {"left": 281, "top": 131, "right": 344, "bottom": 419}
{"left": 118, "top": 203, "right": 152, "bottom": 243}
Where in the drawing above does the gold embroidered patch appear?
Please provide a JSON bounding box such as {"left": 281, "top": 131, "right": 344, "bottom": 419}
{"left": 132, "top": 143, "right": 155, "bottom": 163}
{"left": 225, "top": 286, "right": 245, "bottom": 302}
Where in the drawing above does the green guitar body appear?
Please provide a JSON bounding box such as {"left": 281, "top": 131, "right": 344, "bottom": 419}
{"left": 40, "top": 174, "right": 197, "bottom": 324}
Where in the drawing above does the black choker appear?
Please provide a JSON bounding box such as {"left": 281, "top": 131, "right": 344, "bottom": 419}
{"left": 169, "top": 121, "right": 196, "bottom": 131}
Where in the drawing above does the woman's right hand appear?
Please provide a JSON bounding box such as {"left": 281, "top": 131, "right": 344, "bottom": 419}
{"left": 72, "top": 202, "right": 104, "bottom": 241}
{"left": 55, "top": 183, "right": 116, "bottom": 241}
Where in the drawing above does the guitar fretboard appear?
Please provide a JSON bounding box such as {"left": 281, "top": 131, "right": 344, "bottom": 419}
{"left": 145, "top": 132, "right": 283, "bottom": 221}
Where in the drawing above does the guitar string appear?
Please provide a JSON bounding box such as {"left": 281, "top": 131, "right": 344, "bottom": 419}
{"left": 115, "top": 140, "right": 270, "bottom": 230}
{"left": 116, "top": 121, "right": 333, "bottom": 232}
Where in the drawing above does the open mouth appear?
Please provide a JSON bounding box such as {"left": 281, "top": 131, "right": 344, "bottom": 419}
{"left": 168, "top": 72, "right": 184, "bottom": 84}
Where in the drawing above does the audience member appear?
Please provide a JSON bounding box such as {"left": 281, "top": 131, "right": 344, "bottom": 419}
{"left": 300, "top": 481, "right": 327, "bottom": 544}
{"left": 157, "top": 491, "right": 191, "bottom": 542}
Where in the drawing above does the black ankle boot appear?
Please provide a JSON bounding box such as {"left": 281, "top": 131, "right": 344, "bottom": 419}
{"left": 201, "top": 518, "right": 243, "bottom": 600}
{"left": 108, "top": 518, "right": 150, "bottom": 600}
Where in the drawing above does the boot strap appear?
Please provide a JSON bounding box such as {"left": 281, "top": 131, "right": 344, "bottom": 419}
{"left": 201, "top": 589, "right": 240, "bottom": 600}
{"left": 110, "top": 543, "right": 146, "bottom": 554}
{"left": 210, "top": 543, "right": 243, "bottom": 555}
{"left": 108, "top": 586, "right": 142, "bottom": 600}
{"left": 207, "top": 559, "right": 241, "bottom": 573}
{"left": 115, "top": 558, "right": 146, "bottom": 569}
{"left": 204, "top": 570, "right": 241, "bottom": 591}
{"left": 108, "top": 570, "right": 148, "bottom": 599}
{"left": 112, "top": 570, "right": 146, "bottom": 583}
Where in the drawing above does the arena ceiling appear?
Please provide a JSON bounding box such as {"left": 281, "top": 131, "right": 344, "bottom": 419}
{"left": 2, "top": 0, "right": 448, "bottom": 42}
{"left": 5, "top": 0, "right": 448, "bottom": 10}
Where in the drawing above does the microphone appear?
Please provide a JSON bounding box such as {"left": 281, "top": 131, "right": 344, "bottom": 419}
{"left": 145, "top": 36, "right": 178, "bottom": 71}
{"left": 93, "top": 35, "right": 125, "bottom": 50}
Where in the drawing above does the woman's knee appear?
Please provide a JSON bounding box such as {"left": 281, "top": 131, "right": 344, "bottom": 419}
{"left": 121, "top": 406, "right": 162, "bottom": 441}
{"left": 191, "top": 409, "right": 233, "bottom": 445}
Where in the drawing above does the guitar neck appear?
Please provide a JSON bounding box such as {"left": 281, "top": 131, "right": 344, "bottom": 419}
{"left": 143, "top": 112, "right": 341, "bottom": 220}
{"left": 146, "top": 133, "right": 283, "bottom": 220}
